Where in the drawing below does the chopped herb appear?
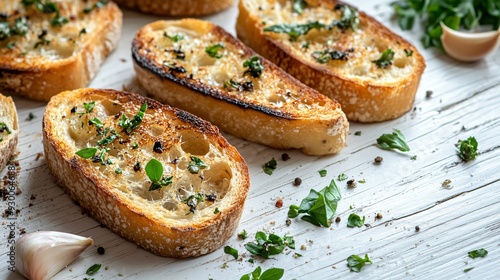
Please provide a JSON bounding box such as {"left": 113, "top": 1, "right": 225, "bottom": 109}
{"left": 75, "top": 147, "right": 98, "bottom": 159}
{"left": 376, "top": 129, "right": 410, "bottom": 152}
{"left": 224, "top": 79, "right": 254, "bottom": 91}
{"left": 410, "top": 155, "right": 417, "bottom": 160}
{"left": 83, "top": 0, "right": 109, "bottom": 14}
{"left": 86, "top": 264, "right": 102, "bottom": 275}
{"left": 83, "top": 102, "right": 95, "bottom": 114}
{"left": 12, "top": 17, "right": 29, "bottom": 36}
{"left": 358, "top": 179, "right": 366, "bottom": 184}
{"left": 237, "top": 230, "right": 247, "bottom": 240}
{"left": 354, "top": 131, "right": 361, "bottom": 136}
{"left": 240, "top": 266, "right": 284, "bottom": 280}
{"left": 183, "top": 193, "right": 204, "bottom": 214}
{"left": 372, "top": 48, "right": 395, "bottom": 69}
{"left": 293, "top": 0, "right": 307, "bottom": 14}
{"left": 115, "top": 168, "right": 122, "bottom": 174}
{"left": 164, "top": 62, "right": 187, "bottom": 73}
{"left": 244, "top": 231, "right": 294, "bottom": 259}
{"left": 27, "top": 112, "right": 36, "bottom": 121}
{"left": 79, "top": 28, "right": 87, "bottom": 36}
{"left": 22, "top": 1, "right": 69, "bottom": 27}
{"left": 347, "top": 213, "right": 365, "bottom": 228}
{"left": 319, "top": 169, "right": 327, "bottom": 177}
{"left": 312, "top": 48, "right": 349, "bottom": 63}
{"left": 187, "top": 156, "right": 207, "bottom": 174}
{"left": 214, "top": 207, "right": 220, "bottom": 214}
{"left": 119, "top": 102, "right": 147, "bottom": 135}
{"left": 97, "top": 133, "right": 119, "bottom": 146}
{"left": 293, "top": 253, "right": 303, "bottom": 258}
{"left": 332, "top": 5, "right": 360, "bottom": 31}
{"left": 464, "top": 267, "right": 474, "bottom": 273}
{"left": 145, "top": 159, "right": 173, "bottom": 191}
{"left": 264, "top": 21, "right": 325, "bottom": 41}
{"left": 243, "top": 56, "right": 264, "bottom": 78}
{"left": 50, "top": 15, "right": 68, "bottom": 27}
{"left": 205, "top": 43, "right": 225, "bottom": 58}
{"left": 262, "top": 157, "right": 277, "bottom": 175}
{"left": 337, "top": 173, "right": 348, "bottom": 181}
{"left": 132, "top": 142, "right": 139, "bottom": 149}
{"left": 288, "top": 180, "right": 342, "bottom": 227}
{"left": 34, "top": 37, "right": 50, "bottom": 49}
{"left": 347, "top": 254, "right": 372, "bottom": 272}
{"left": 457, "top": 137, "right": 478, "bottom": 161}
{"left": 164, "top": 32, "right": 184, "bottom": 42}
{"left": 404, "top": 49, "right": 414, "bottom": 56}
{"left": 0, "top": 122, "right": 12, "bottom": 134}
{"left": 301, "top": 41, "right": 310, "bottom": 49}
{"left": 88, "top": 118, "right": 104, "bottom": 133}
{"left": 224, "top": 246, "right": 238, "bottom": 259}
{"left": 468, "top": 248, "right": 488, "bottom": 259}
{"left": 6, "top": 42, "right": 16, "bottom": 50}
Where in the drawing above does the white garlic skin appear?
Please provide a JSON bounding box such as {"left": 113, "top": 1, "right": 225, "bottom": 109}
{"left": 15, "top": 231, "right": 94, "bottom": 280}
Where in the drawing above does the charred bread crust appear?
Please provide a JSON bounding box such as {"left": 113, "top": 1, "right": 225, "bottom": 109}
{"left": 113, "top": 0, "right": 235, "bottom": 16}
{"left": 0, "top": 1, "right": 122, "bottom": 101}
{"left": 236, "top": 0, "right": 426, "bottom": 122}
{"left": 43, "top": 88, "right": 250, "bottom": 258}
{"left": 0, "top": 94, "right": 18, "bottom": 172}
{"left": 132, "top": 19, "right": 348, "bottom": 155}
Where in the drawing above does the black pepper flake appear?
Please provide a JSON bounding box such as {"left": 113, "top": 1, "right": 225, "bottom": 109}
{"left": 205, "top": 193, "right": 217, "bottom": 202}
{"left": 171, "top": 158, "right": 179, "bottom": 164}
{"left": 133, "top": 161, "right": 141, "bottom": 172}
{"left": 97, "top": 246, "right": 105, "bottom": 255}
{"left": 153, "top": 141, "right": 163, "bottom": 153}
{"left": 293, "top": 177, "right": 302, "bottom": 186}
{"left": 281, "top": 153, "right": 290, "bottom": 161}
{"left": 286, "top": 218, "right": 291, "bottom": 226}
{"left": 374, "top": 156, "right": 383, "bottom": 163}
{"left": 347, "top": 179, "right": 356, "bottom": 188}
{"left": 91, "top": 155, "right": 102, "bottom": 163}
{"left": 415, "top": 226, "right": 420, "bottom": 232}
{"left": 335, "top": 216, "right": 341, "bottom": 223}
{"left": 70, "top": 107, "right": 77, "bottom": 113}
{"left": 376, "top": 213, "right": 383, "bottom": 220}
{"left": 426, "top": 90, "right": 433, "bottom": 98}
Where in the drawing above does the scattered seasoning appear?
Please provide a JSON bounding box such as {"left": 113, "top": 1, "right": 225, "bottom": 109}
{"left": 97, "top": 247, "right": 105, "bottom": 255}
{"left": 153, "top": 141, "right": 163, "bottom": 153}
{"left": 374, "top": 156, "right": 383, "bottom": 163}
{"left": 404, "top": 49, "right": 414, "bottom": 56}
{"left": 335, "top": 216, "right": 341, "bottom": 223}
{"left": 163, "top": 32, "right": 184, "bottom": 42}
{"left": 372, "top": 48, "right": 395, "bottom": 69}
{"left": 415, "top": 226, "right": 420, "bottom": 232}
{"left": 468, "top": 248, "right": 488, "bottom": 259}
{"left": 337, "top": 173, "right": 348, "bottom": 181}
{"left": 319, "top": 169, "right": 327, "bottom": 177}
{"left": 293, "top": 253, "right": 303, "bottom": 258}
{"left": 281, "top": 153, "right": 291, "bottom": 161}
{"left": 213, "top": 207, "right": 220, "bottom": 214}
{"left": 86, "top": 264, "right": 102, "bottom": 275}
{"left": 262, "top": 157, "right": 277, "bottom": 175}
{"left": 410, "top": 155, "right": 417, "bottom": 160}
{"left": 205, "top": 43, "right": 225, "bottom": 59}
{"left": 133, "top": 161, "right": 141, "bottom": 172}
{"left": 442, "top": 179, "right": 452, "bottom": 188}
{"left": 115, "top": 168, "right": 122, "bottom": 174}
{"left": 376, "top": 213, "right": 383, "bottom": 220}
{"left": 237, "top": 230, "right": 247, "bottom": 240}
{"left": 464, "top": 267, "right": 474, "bottom": 273}
{"left": 187, "top": 156, "right": 207, "bottom": 174}
{"left": 275, "top": 198, "right": 283, "bottom": 208}
{"left": 132, "top": 142, "right": 139, "bottom": 149}
{"left": 83, "top": 0, "right": 109, "bottom": 13}
{"left": 347, "top": 213, "right": 365, "bottom": 228}
{"left": 243, "top": 56, "right": 264, "bottom": 78}
{"left": 354, "top": 131, "right": 362, "bottom": 136}
{"left": 457, "top": 137, "right": 478, "bottom": 161}
{"left": 27, "top": 113, "right": 36, "bottom": 121}
{"left": 347, "top": 179, "right": 356, "bottom": 188}
{"left": 224, "top": 246, "right": 238, "bottom": 259}
{"left": 426, "top": 90, "right": 433, "bottom": 98}
{"left": 347, "top": 254, "right": 372, "bottom": 272}
{"left": 79, "top": 28, "right": 87, "bottom": 36}
{"left": 358, "top": 179, "right": 366, "bottom": 184}
{"left": 205, "top": 193, "right": 217, "bottom": 202}
{"left": 70, "top": 106, "right": 77, "bottom": 113}
{"left": 224, "top": 79, "right": 254, "bottom": 92}
{"left": 286, "top": 218, "right": 292, "bottom": 226}
{"left": 293, "top": 177, "right": 302, "bottom": 186}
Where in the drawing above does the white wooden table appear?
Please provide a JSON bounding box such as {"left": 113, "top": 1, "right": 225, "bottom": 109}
{"left": 2, "top": 1, "right": 499, "bottom": 279}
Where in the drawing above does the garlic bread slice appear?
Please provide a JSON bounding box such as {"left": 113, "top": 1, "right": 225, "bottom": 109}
{"left": 0, "top": 93, "right": 18, "bottom": 171}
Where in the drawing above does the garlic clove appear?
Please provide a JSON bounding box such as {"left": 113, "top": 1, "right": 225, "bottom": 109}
{"left": 16, "top": 231, "right": 94, "bottom": 280}
{"left": 441, "top": 22, "right": 500, "bottom": 62}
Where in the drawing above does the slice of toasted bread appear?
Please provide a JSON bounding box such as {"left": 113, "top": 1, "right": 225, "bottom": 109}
{"left": 42, "top": 88, "right": 250, "bottom": 258}
{"left": 113, "top": 0, "right": 235, "bottom": 16}
{"left": 0, "top": 0, "right": 122, "bottom": 101}
{"left": 0, "top": 93, "right": 18, "bottom": 171}
{"left": 236, "top": 0, "right": 426, "bottom": 122}
{"left": 132, "top": 19, "right": 348, "bottom": 155}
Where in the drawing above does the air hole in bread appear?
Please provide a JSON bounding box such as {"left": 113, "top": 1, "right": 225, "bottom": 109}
{"left": 393, "top": 57, "right": 409, "bottom": 68}
{"left": 202, "top": 161, "right": 232, "bottom": 200}
{"left": 162, "top": 199, "right": 178, "bottom": 211}
{"left": 180, "top": 131, "right": 210, "bottom": 155}
{"left": 197, "top": 55, "right": 217, "bottom": 67}
{"left": 150, "top": 124, "right": 165, "bottom": 137}
{"left": 268, "top": 94, "right": 286, "bottom": 106}
{"left": 97, "top": 99, "right": 122, "bottom": 117}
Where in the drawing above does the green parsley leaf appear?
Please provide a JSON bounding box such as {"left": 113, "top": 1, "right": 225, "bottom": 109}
{"left": 224, "top": 79, "right": 254, "bottom": 92}
{"left": 224, "top": 246, "right": 238, "bottom": 259}
{"left": 354, "top": 131, "right": 361, "bottom": 136}
{"left": 187, "top": 156, "right": 207, "bottom": 174}
{"left": 319, "top": 169, "right": 327, "bottom": 177}
{"left": 372, "top": 48, "right": 395, "bottom": 69}
{"left": 347, "top": 213, "right": 365, "bottom": 228}
{"left": 264, "top": 21, "right": 325, "bottom": 41}
{"left": 347, "top": 254, "right": 372, "bottom": 272}
{"left": 404, "top": 49, "right": 414, "bottom": 57}
{"left": 457, "top": 137, "right": 478, "bottom": 161}
{"left": 119, "top": 102, "right": 147, "bottom": 135}
{"left": 205, "top": 43, "right": 225, "bottom": 58}
{"left": 464, "top": 267, "right": 474, "bottom": 272}
{"left": 468, "top": 248, "right": 488, "bottom": 259}
{"left": 214, "top": 207, "right": 220, "bottom": 214}
{"left": 86, "top": 263, "right": 102, "bottom": 275}
{"left": 0, "top": 122, "right": 12, "bottom": 134}
{"left": 312, "top": 48, "right": 349, "bottom": 63}
{"left": 115, "top": 168, "right": 122, "bottom": 174}
{"left": 288, "top": 179, "right": 342, "bottom": 227}
{"left": 377, "top": 129, "right": 410, "bottom": 152}
{"left": 293, "top": 0, "right": 307, "bottom": 14}
{"left": 244, "top": 232, "right": 294, "bottom": 259}
{"left": 243, "top": 56, "right": 264, "bottom": 78}
{"left": 337, "top": 173, "right": 348, "bottom": 181}
{"left": 164, "top": 32, "right": 184, "bottom": 42}
{"left": 75, "top": 148, "right": 98, "bottom": 159}
{"left": 12, "top": 17, "right": 29, "bottom": 36}
{"left": 83, "top": 102, "right": 95, "bottom": 114}
{"left": 240, "top": 266, "right": 284, "bottom": 280}
{"left": 262, "top": 157, "right": 277, "bottom": 175}
{"left": 238, "top": 230, "right": 247, "bottom": 240}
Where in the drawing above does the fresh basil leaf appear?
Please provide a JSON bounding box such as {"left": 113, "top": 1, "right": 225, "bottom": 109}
{"left": 76, "top": 148, "right": 98, "bottom": 159}
{"left": 338, "top": 173, "right": 348, "bottom": 181}
{"left": 377, "top": 129, "right": 410, "bottom": 152}
{"left": 372, "top": 48, "right": 395, "bottom": 69}
{"left": 264, "top": 21, "right": 325, "bottom": 41}
{"left": 347, "top": 213, "right": 365, "bottom": 228}
{"left": 457, "top": 137, "right": 478, "bottom": 161}
{"left": 347, "top": 254, "right": 372, "bottom": 272}
{"left": 224, "top": 246, "right": 238, "bottom": 259}
{"left": 245, "top": 232, "right": 292, "bottom": 259}
{"left": 244, "top": 243, "right": 263, "bottom": 255}
{"left": 468, "top": 248, "right": 488, "bottom": 259}
{"left": 255, "top": 231, "right": 268, "bottom": 245}
{"left": 262, "top": 157, "right": 277, "bottom": 175}
{"left": 145, "top": 159, "right": 163, "bottom": 183}
{"left": 86, "top": 263, "right": 102, "bottom": 275}
{"left": 260, "top": 268, "right": 285, "bottom": 280}
{"left": 319, "top": 169, "right": 327, "bottom": 177}
{"left": 300, "top": 215, "right": 322, "bottom": 227}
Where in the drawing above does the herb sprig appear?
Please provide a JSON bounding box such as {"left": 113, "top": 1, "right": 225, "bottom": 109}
{"left": 244, "top": 232, "right": 294, "bottom": 259}
{"left": 240, "top": 266, "right": 284, "bottom": 280}
{"left": 457, "top": 137, "right": 478, "bottom": 161}
{"left": 372, "top": 48, "right": 395, "bottom": 69}
{"left": 262, "top": 158, "right": 277, "bottom": 175}
{"left": 119, "top": 102, "right": 147, "bottom": 135}
{"left": 468, "top": 248, "right": 488, "bottom": 259}
{"left": 376, "top": 129, "right": 410, "bottom": 152}
{"left": 243, "top": 56, "right": 264, "bottom": 78}
{"left": 347, "top": 254, "right": 372, "bottom": 272}
{"left": 205, "top": 43, "right": 225, "bottom": 58}
{"left": 145, "top": 159, "right": 173, "bottom": 191}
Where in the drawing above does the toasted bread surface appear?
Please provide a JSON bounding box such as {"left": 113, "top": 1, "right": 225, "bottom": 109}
{"left": 114, "top": 0, "right": 235, "bottom": 16}
{"left": 0, "top": 0, "right": 122, "bottom": 101}
{"left": 132, "top": 19, "right": 348, "bottom": 155}
{"left": 236, "top": 0, "right": 426, "bottom": 122}
{"left": 42, "top": 88, "right": 250, "bottom": 258}
{"left": 0, "top": 93, "right": 18, "bottom": 171}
